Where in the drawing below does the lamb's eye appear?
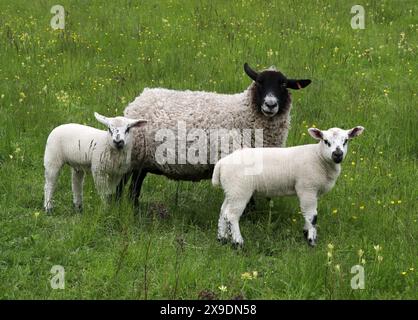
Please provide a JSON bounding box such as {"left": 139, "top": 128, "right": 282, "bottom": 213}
{"left": 324, "top": 140, "right": 331, "bottom": 147}
{"left": 108, "top": 128, "right": 112, "bottom": 134}
{"left": 343, "top": 139, "right": 348, "bottom": 146}
{"left": 125, "top": 127, "right": 130, "bottom": 134}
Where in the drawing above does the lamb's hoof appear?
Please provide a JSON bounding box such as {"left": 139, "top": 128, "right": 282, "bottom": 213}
{"left": 73, "top": 204, "right": 83, "bottom": 213}
{"left": 303, "top": 230, "right": 317, "bottom": 247}
{"left": 231, "top": 241, "right": 244, "bottom": 250}
{"left": 307, "top": 238, "right": 317, "bottom": 247}
{"left": 217, "top": 237, "right": 228, "bottom": 245}
{"left": 45, "top": 207, "right": 53, "bottom": 214}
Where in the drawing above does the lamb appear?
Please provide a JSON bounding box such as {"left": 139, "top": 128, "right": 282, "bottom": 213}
{"left": 43, "top": 112, "right": 147, "bottom": 212}
{"left": 212, "top": 126, "right": 365, "bottom": 247}
{"left": 122, "top": 63, "right": 311, "bottom": 205}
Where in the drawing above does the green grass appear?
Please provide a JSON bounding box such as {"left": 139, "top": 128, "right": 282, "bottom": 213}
{"left": 0, "top": 0, "right": 417, "bottom": 299}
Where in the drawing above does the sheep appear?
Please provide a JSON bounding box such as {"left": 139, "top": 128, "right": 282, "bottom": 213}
{"left": 212, "top": 126, "right": 365, "bottom": 247}
{"left": 122, "top": 63, "right": 311, "bottom": 205}
{"left": 43, "top": 112, "right": 147, "bottom": 212}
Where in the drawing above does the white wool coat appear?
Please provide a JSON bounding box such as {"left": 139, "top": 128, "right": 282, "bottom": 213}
{"left": 212, "top": 144, "right": 341, "bottom": 199}
{"left": 44, "top": 124, "right": 133, "bottom": 192}
{"left": 124, "top": 83, "right": 292, "bottom": 180}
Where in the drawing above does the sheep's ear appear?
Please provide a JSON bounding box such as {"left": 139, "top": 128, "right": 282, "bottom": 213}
{"left": 128, "top": 119, "right": 147, "bottom": 129}
{"left": 244, "top": 63, "right": 259, "bottom": 81}
{"left": 94, "top": 112, "right": 110, "bottom": 127}
{"left": 347, "top": 126, "right": 365, "bottom": 139}
{"left": 308, "top": 128, "right": 323, "bottom": 140}
{"left": 287, "top": 79, "right": 311, "bottom": 90}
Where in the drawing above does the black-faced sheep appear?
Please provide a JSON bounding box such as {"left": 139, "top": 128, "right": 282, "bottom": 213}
{"left": 122, "top": 63, "right": 311, "bottom": 205}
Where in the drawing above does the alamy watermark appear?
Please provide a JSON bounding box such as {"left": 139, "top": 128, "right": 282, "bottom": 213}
{"left": 50, "top": 5, "right": 65, "bottom": 30}
{"left": 154, "top": 121, "right": 265, "bottom": 175}
{"left": 350, "top": 265, "right": 365, "bottom": 289}
{"left": 351, "top": 5, "right": 365, "bottom": 29}
{"left": 50, "top": 265, "right": 65, "bottom": 289}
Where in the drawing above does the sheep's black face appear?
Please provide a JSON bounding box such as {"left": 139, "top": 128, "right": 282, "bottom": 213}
{"left": 244, "top": 63, "right": 312, "bottom": 118}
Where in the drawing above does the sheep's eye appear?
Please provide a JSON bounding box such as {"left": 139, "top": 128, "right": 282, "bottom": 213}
{"left": 343, "top": 139, "right": 348, "bottom": 146}
{"left": 125, "top": 127, "right": 130, "bottom": 134}
{"left": 108, "top": 128, "right": 112, "bottom": 134}
{"left": 324, "top": 140, "right": 331, "bottom": 147}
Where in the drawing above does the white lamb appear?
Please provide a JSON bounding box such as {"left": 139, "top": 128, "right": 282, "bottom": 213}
{"left": 212, "top": 126, "right": 365, "bottom": 247}
{"left": 43, "top": 112, "right": 147, "bottom": 212}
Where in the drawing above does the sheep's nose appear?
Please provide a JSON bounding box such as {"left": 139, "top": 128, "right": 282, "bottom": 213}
{"left": 114, "top": 140, "right": 124, "bottom": 149}
{"left": 265, "top": 101, "right": 278, "bottom": 109}
{"left": 332, "top": 148, "right": 343, "bottom": 163}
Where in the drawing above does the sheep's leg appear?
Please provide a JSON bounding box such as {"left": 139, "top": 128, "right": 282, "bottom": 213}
{"left": 71, "top": 168, "right": 84, "bottom": 212}
{"left": 175, "top": 181, "right": 180, "bottom": 207}
{"left": 217, "top": 200, "right": 229, "bottom": 243}
{"left": 44, "top": 165, "right": 61, "bottom": 213}
{"left": 297, "top": 193, "right": 318, "bottom": 247}
{"left": 130, "top": 169, "right": 147, "bottom": 207}
{"left": 115, "top": 171, "right": 130, "bottom": 201}
{"left": 224, "top": 198, "right": 250, "bottom": 248}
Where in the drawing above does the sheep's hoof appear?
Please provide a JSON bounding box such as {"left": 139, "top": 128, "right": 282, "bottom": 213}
{"left": 303, "top": 230, "right": 317, "bottom": 247}
{"left": 231, "top": 241, "right": 244, "bottom": 250}
{"left": 73, "top": 204, "right": 83, "bottom": 213}
{"left": 307, "top": 239, "right": 317, "bottom": 247}
{"left": 217, "top": 237, "right": 228, "bottom": 245}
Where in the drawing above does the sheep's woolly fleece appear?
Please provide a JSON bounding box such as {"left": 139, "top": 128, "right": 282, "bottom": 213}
{"left": 124, "top": 81, "right": 292, "bottom": 181}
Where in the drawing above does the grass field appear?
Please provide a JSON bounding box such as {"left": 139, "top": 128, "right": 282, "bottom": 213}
{"left": 0, "top": 0, "right": 417, "bottom": 299}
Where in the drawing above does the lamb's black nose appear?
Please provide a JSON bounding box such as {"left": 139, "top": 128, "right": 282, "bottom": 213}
{"left": 332, "top": 149, "right": 343, "bottom": 163}
{"left": 114, "top": 140, "right": 124, "bottom": 149}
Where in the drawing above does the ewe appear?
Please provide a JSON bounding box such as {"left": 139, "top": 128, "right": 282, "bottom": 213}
{"left": 212, "top": 126, "right": 365, "bottom": 247}
{"left": 43, "top": 112, "right": 147, "bottom": 212}
{"left": 122, "top": 63, "right": 311, "bottom": 205}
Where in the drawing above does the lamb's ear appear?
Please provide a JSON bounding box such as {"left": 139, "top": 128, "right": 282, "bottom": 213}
{"left": 244, "top": 63, "right": 259, "bottom": 81}
{"left": 94, "top": 112, "right": 110, "bottom": 127}
{"left": 347, "top": 126, "right": 365, "bottom": 139}
{"left": 308, "top": 128, "right": 323, "bottom": 140}
{"left": 127, "top": 119, "right": 147, "bottom": 129}
{"left": 287, "top": 79, "right": 311, "bottom": 90}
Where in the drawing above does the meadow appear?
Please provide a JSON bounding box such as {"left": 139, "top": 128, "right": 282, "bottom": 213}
{"left": 0, "top": 0, "right": 417, "bottom": 299}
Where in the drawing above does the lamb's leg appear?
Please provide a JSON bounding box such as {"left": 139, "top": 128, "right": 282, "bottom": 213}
{"left": 71, "top": 168, "right": 84, "bottom": 212}
{"left": 298, "top": 193, "right": 318, "bottom": 247}
{"left": 224, "top": 198, "right": 250, "bottom": 248}
{"left": 130, "top": 169, "right": 147, "bottom": 207}
{"left": 92, "top": 171, "right": 112, "bottom": 205}
{"left": 44, "top": 165, "right": 61, "bottom": 213}
{"left": 217, "top": 200, "right": 229, "bottom": 243}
